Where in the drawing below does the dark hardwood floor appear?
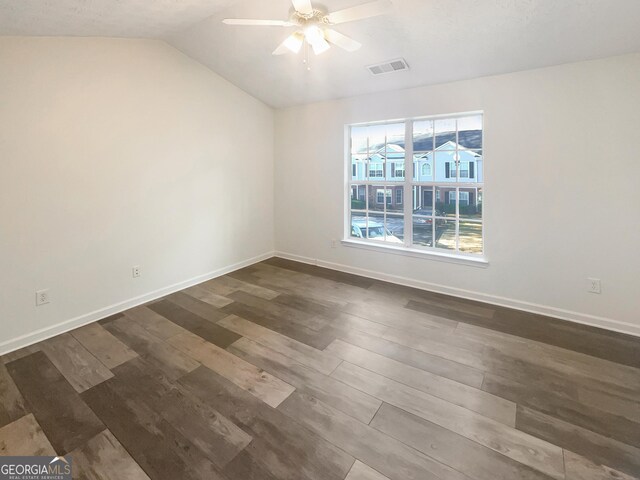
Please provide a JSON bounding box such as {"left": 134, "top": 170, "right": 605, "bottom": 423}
{"left": 1, "top": 258, "right": 639, "bottom": 480}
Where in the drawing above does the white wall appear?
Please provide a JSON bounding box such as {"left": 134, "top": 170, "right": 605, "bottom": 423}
{"left": 274, "top": 53, "right": 640, "bottom": 336}
{"left": 0, "top": 37, "right": 274, "bottom": 352}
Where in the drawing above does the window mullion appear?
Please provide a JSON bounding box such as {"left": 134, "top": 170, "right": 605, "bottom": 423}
{"left": 404, "top": 121, "right": 414, "bottom": 248}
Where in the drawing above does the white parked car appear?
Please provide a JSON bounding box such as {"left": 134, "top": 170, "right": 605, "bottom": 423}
{"left": 351, "top": 219, "right": 403, "bottom": 244}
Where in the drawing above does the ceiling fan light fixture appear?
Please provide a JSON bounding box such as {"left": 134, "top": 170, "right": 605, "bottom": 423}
{"left": 284, "top": 31, "right": 304, "bottom": 53}
{"left": 304, "top": 25, "right": 331, "bottom": 55}
{"left": 310, "top": 38, "right": 331, "bottom": 55}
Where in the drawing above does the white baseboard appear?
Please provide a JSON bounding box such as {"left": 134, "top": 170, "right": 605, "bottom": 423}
{"left": 0, "top": 251, "right": 276, "bottom": 357}
{"left": 274, "top": 251, "right": 640, "bottom": 338}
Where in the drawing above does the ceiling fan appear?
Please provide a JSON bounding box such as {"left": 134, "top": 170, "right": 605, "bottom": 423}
{"left": 223, "top": 0, "right": 393, "bottom": 56}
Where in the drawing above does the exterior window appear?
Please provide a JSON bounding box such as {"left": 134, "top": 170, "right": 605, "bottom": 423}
{"left": 459, "top": 162, "right": 469, "bottom": 178}
{"left": 445, "top": 162, "right": 456, "bottom": 179}
{"left": 348, "top": 114, "right": 483, "bottom": 256}
{"left": 369, "top": 162, "right": 383, "bottom": 178}
{"left": 352, "top": 164, "right": 357, "bottom": 177}
{"left": 376, "top": 189, "right": 392, "bottom": 205}
{"left": 450, "top": 190, "right": 469, "bottom": 205}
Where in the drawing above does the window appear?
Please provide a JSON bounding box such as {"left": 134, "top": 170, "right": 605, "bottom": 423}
{"left": 376, "top": 189, "right": 392, "bottom": 205}
{"left": 369, "top": 162, "right": 383, "bottom": 178}
{"left": 459, "top": 161, "right": 469, "bottom": 179}
{"left": 347, "top": 114, "right": 483, "bottom": 257}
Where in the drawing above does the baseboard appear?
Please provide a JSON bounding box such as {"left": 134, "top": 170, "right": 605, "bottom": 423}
{"left": 0, "top": 251, "right": 276, "bottom": 356}
{"left": 274, "top": 251, "right": 640, "bottom": 338}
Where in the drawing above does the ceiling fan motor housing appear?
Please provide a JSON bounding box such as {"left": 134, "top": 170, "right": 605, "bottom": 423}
{"left": 290, "top": 9, "right": 331, "bottom": 27}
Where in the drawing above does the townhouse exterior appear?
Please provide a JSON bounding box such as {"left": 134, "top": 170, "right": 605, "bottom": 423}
{"left": 351, "top": 141, "right": 483, "bottom": 216}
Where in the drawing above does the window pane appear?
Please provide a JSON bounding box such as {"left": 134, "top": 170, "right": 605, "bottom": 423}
{"left": 366, "top": 212, "right": 386, "bottom": 241}
{"left": 435, "top": 186, "right": 455, "bottom": 218}
{"left": 387, "top": 158, "right": 405, "bottom": 181}
{"left": 459, "top": 221, "right": 483, "bottom": 254}
{"left": 386, "top": 123, "right": 405, "bottom": 148}
{"left": 350, "top": 212, "right": 367, "bottom": 239}
{"left": 368, "top": 124, "right": 386, "bottom": 152}
{"left": 458, "top": 150, "right": 482, "bottom": 183}
{"left": 435, "top": 118, "right": 456, "bottom": 149}
{"left": 413, "top": 185, "right": 433, "bottom": 211}
{"left": 435, "top": 220, "right": 456, "bottom": 250}
{"left": 413, "top": 119, "right": 434, "bottom": 152}
{"left": 370, "top": 185, "right": 387, "bottom": 213}
{"left": 413, "top": 154, "right": 433, "bottom": 181}
{"left": 386, "top": 213, "right": 404, "bottom": 243}
{"left": 351, "top": 155, "right": 366, "bottom": 181}
{"left": 384, "top": 123, "right": 405, "bottom": 181}
{"left": 413, "top": 216, "right": 433, "bottom": 247}
{"left": 412, "top": 185, "right": 433, "bottom": 247}
{"left": 457, "top": 115, "right": 483, "bottom": 149}
{"left": 459, "top": 187, "right": 482, "bottom": 220}
{"left": 367, "top": 159, "right": 384, "bottom": 180}
{"left": 435, "top": 151, "right": 455, "bottom": 181}
{"left": 351, "top": 126, "right": 368, "bottom": 154}
{"left": 350, "top": 185, "right": 367, "bottom": 211}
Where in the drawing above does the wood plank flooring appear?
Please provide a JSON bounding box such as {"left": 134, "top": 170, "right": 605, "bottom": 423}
{"left": 1, "top": 257, "right": 639, "bottom": 480}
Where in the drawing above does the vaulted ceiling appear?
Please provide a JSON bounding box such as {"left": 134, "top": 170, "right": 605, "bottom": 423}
{"left": 2, "top": 0, "right": 640, "bottom": 108}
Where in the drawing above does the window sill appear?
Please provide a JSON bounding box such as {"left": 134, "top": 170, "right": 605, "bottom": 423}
{"left": 341, "top": 239, "right": 489, "bottom": 268}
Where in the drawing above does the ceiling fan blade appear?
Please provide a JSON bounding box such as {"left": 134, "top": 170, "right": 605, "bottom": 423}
{"left": 292, "top": 0, "right": 314, "bottom": 15}
{"left": 273, "top": 32, "right": 304, "bottom": 55}
{"left": 327, "top": 0, "right": 392, "bottom": 25}
{"left": 324, "top": 29, "right": 362, "bottom": 52}
{"left": 223, "top": 19, "right": 293, "bottom": 26}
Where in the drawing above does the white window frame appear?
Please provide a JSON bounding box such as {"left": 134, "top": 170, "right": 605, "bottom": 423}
{"left": 344, "top": 112, "right": 486, "bottom": 265}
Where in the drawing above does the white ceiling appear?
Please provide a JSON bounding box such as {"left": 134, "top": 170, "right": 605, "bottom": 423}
{"left": 2, "top": 0, "right": 640, "bottom": 108}
{"left": 0, "top": 0, "right": 238, "bottom": 37}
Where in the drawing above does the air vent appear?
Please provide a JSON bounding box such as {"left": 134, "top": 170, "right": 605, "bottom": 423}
{"left": 366, "top": 58, "right": 410, "bottom": 76}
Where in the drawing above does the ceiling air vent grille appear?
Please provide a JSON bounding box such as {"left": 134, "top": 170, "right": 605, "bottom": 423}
{"left": 367, "top": 58, "right": 410, "bottom": 76}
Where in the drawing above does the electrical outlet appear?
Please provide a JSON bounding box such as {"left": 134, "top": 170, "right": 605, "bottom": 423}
{"left": 132, "top": 266, "right": 141, "bottom": 278}
{"left": 36, "top": 289, "right": 50, "bottom": 306}
{"left": 331, "top": 239, "right": 337, "bottom": 249}
{"left": 587, "top": 277, "right": 601, "bottom": 294}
